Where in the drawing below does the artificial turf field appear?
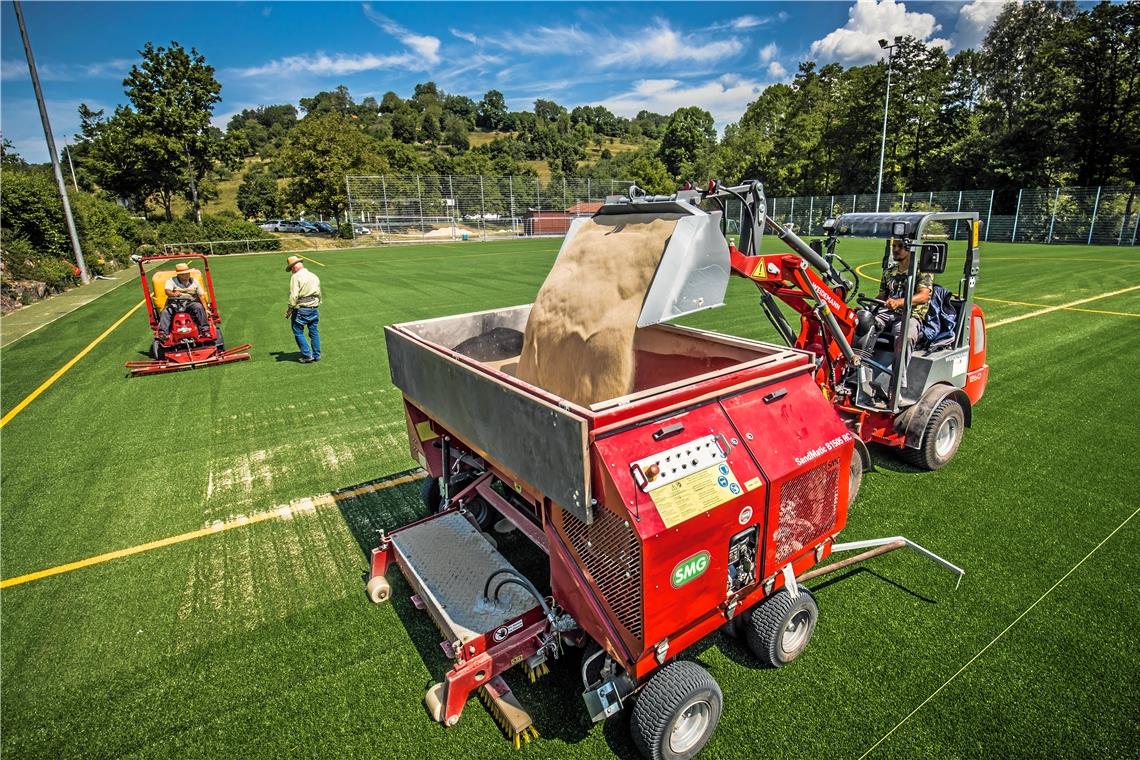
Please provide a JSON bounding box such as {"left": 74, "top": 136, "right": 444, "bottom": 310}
{"left": 1, "top": 236, "right": 1138, "bottom": 759}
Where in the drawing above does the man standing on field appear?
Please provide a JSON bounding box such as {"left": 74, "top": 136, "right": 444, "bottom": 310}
{"left": 285, "top": 255, "right": 322, "bottom": 363}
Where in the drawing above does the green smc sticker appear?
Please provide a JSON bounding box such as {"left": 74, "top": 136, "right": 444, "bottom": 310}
{"left": 671, "top": 551, "right": 710, "bottom": 588}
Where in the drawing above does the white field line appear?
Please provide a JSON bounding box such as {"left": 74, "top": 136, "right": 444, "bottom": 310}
{"left": 988, "top": 284, "right": 1140, "bottom": 327}
{"left": 1, "top": 269, "right": 138, "bottom": 349}
{"left": 859, "top": 504, "right": 1140, "bottom": 758}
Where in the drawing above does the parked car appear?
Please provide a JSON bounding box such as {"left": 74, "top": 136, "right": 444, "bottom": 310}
{"left": 260, "top": 219, "right": 306, "bottom": 233}
{"left": 297, "top": 221, "right": 320, "bottom": 234}
{"left": 312, "top": 221, "right": 336, "bottom": 234}
{"left": 259, "top": 219, "right": 286, "bottom": 231}
{"left": 353, "top": 225, "right": 372, "bottom": 235}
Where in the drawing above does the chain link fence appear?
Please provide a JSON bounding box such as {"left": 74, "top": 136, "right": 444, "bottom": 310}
{"left": 345, "top": 175, "right": 634, "bottom": 243}
{"left": 756, "top": 185, "right": 1139, "bottom": 245}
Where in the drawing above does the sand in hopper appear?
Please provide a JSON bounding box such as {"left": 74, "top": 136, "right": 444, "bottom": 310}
{"left": 517, "top": 213, "right": 681, "bottom": 407}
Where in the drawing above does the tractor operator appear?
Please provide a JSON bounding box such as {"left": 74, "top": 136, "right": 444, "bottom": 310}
{"left": 285, "top": 256, "right": 322, "bottom": 363}
{"left": 158, "top": 262, "right": 211, "bottom": 340}
{"left": 856, "top": 238, "right": 932, "bottom": 352}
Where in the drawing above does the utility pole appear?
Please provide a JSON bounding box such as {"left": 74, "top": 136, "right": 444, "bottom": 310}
{"left": 13, "top": 0, "right": 89, "bottom": 284}
{"left": 874, "top": 36, "right": 902, "bottom": 213}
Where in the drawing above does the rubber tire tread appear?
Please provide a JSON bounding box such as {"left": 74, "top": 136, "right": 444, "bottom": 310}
{"left": 745, "top": 587, "right": 818, "bottom": 668}
{"left": 902, "top": 398, "right": 964, "bottom": 471}
{"left": 848, "top": 451, "right": 864, "bottom": 510}
{"left": 630, "top": 660, "right": 723, "bottom": 760}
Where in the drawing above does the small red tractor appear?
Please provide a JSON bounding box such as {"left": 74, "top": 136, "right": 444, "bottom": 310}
{"left": 367, "top": 182, "right": 965, "bottom": 758}
{"left": 125, "top": 253, "right": 250, "bottom": 377}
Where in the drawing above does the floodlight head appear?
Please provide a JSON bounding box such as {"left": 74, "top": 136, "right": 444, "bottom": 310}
{"left": 878, "top": 38, "right": 889, "bottom": 48}
{"left": 822, "top": 217, "right": 836, "bottom": 231}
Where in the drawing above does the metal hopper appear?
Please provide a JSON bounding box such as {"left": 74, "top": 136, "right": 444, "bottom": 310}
{"left": 561, "top": 188, "right": 734, "bottom": 327}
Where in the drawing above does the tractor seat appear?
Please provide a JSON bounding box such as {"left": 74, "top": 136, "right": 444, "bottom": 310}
{"left": 152, "top": 269, "right": 209, "bottom": 311}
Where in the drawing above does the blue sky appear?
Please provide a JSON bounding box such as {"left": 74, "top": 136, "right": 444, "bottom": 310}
{"left": 2, "top": 1, "right": 1012, "bottom": 162}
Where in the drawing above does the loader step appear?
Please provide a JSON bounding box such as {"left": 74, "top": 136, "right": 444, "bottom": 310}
{"left": 391, "top": 511, "right": 537, "bottom": 645}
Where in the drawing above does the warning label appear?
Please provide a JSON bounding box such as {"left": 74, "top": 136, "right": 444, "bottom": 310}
{"left": 651, "top": 462, "right": 742, "bottom": 528}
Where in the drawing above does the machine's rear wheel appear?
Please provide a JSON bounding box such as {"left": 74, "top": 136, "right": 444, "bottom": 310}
{"left": 630, "top": 660, "right": 722, "bottom": 760}
{"left": 904, "top": 398, "right": 965, "bottom": 470}
{"left": 848, "top": 451, "right": 864, "bottom": 510}
{"left": 421, "top": 474, "right": 495, "bottom": 529}
{"left": 151, "top": 339, "right": 165, "bottom": 360}
{"left": 745, "top": 587, "right": 818, "bottom": 667}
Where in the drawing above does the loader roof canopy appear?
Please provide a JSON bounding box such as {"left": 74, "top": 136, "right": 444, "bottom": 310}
{"left": 831, "top": 213, "right": 930, "bottom": 238}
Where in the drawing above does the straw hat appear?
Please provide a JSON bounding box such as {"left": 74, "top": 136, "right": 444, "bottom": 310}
{"left": 285, "top": 256, "right": 304, "bottom": 272}
{"left": 174, "top": 263, "right": 193, "bottom": 275}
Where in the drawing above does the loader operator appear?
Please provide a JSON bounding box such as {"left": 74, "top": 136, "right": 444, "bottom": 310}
{"left": 158, "top": 263, "right": 211, "bottom": 340}
{"left": 855, "top": 238, "right": 932, "bottom": 353}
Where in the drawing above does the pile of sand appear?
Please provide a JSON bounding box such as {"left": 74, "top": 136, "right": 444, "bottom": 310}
{"left": 424, "top": 226, "right": 478, "bottom": 239}
{"left": 516, "top": 214, "right": 680, "bottom": 407}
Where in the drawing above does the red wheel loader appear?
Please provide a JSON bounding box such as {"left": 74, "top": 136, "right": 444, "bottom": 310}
{"left": 125, "top": 253, "right": 251, "bottom": 377}
{"left": 368, "top": 183, "right": 965, "bottom": 759}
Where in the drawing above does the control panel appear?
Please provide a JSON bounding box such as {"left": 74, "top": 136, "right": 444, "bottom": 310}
{"left": 630, "top": 434, "right": 726, "bottom": 492}
{"left": 726, "top": 526, "right": 759, "bottom": 595}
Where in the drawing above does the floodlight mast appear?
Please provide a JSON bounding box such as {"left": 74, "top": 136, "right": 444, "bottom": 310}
{"left": 874, "top": 37, "right": 902, "bottom": 214}
{"left": 12, "top": 0, "right": 89, "bottom": 284}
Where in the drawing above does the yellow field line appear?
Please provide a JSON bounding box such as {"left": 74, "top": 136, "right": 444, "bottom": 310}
{"left": 0, "top": 471, "right": 427, "bottom": 590}
{"left": 852, "top": 263, "right": 1140, "bottom": 322}
{"left": 859, "top": 504, "right": 1140, "bottom": 758}
{"left": 299, "top": 255, "right": 326, "bottom": 267}
{"left": 989, "top": 284, "right": 1140, "bottom": 327}
{"left": 0, "top": 300, "right": 145, "bottom": 429}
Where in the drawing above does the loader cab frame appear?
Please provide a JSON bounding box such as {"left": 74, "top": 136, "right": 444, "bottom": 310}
{"left": 825, "top": 212, "right": 982, "bottom": 412}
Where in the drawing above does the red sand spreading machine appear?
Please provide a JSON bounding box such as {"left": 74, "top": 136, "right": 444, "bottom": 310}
{"left": 125, "top": 253, "right": 250, "bottom": 377}
{"left": 368, "top": 183, "right": 965, "bottom": 759}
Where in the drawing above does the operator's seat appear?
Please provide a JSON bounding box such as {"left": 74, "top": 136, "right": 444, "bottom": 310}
{"left": 152, "top": 268, "right": 209, "bottom": 310}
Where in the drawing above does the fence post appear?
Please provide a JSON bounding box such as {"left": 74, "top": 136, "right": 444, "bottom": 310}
{"left": 381, "top": 175, "right": 390, "bottom": 236}
{"left": 985, "top": 189, "right": 994, "bottom": 242}
{"left": 416, "top": 175, "right": 425, "bottom": 241}
{"left": 535, "top": 176, "right": 541, "bottom": 212}
{"left": 852, "top": 194, "right": 857, "bottom": 212}
{"left": 830, "top": 195, "right": 835, "bottom": 216}
{"left": 345, "top": 176, "right": 357, "bottom": 240}
{"left": 900, "top": 191, "right": 906, "bottom": 211}
{"left": 587, "top": 177, "right": 591, "bottom": 202}
{"left": 1047, "top": 186, "right": 1060, "bottom": 243}
{"left": 1087, "top": 185, "right": 1102, "bottom": 245}
{"left": 209, "top": 242, "right": 214, "bottom": 255}
{"left": 807, "top": 196, "right": 814, "bottom": 235}
{"left": 509, "top": 176, "right": 517, "bottom": 237}
{"left": 478, "top": 174, "right": 487, "bottom": 241}
{"left": 1011, "top": 188, "right": 1023, "bottom": 242}
{"left": 953, "top": 190, "right": 963, "bottom": 240}
{"left": 1132, "top": 207, "right": 1139, "bottom": 246}
{"left": 789, "top": 197, "right": 795, "bottom": 228}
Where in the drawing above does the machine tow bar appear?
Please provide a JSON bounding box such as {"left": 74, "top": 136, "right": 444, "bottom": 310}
{"left": 799, "top": 536, "right": 965, "bottom": 590}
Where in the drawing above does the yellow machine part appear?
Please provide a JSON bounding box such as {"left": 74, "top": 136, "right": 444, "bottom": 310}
{"left": 152, "top": 269, "right": 209, "bottom": 310}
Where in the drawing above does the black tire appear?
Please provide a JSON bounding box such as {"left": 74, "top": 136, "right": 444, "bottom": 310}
{"left": 745, "top": 587, "right": 818, "bottom": 668}
{"left": 630, "top": 660, "right": 722, "bottom": 760}
{"left": 848, "top": 451, "right": 864, "bottom": 510}
{"left": 420, "top": 475, "right": 494, "bottom": 529}
{"left": 213, "top": 325, "right": 224, "bottom": 352}
{"left": 151, "top": 339, "right": 165, "bottom": 360}
{"left": 902, "top": 398, "right": 965, "bottom": 471}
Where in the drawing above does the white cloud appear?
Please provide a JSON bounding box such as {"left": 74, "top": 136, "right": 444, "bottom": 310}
{"left": 450, "top": 27, "right": 478, "bottom": 45}
{"left": 597, "top": 74, "right": 769, "bottom": 129}
{"left": 809, "top": 0, "right": 951, "bottom": 65}
{"left": 597, "top": 22, "right": 742, "bottom": 67}
{"left": 235, "top": 52, "right": 422, "bottom": 78}
{"left": 732, "top": 15, "right": 768, "bottom": 30}
{"left": 766, "top": 61, "right": 788, "bottom": 79}
{"left": 481, "top": 25, "right": 596, "bottom": 56}
{"left": 361, "top": 4, "right": 441, "bottom": 65}
{"left": 758, "top": 43, "right": 779, "bottom": 64}
{"left": 1, "top": 57, "right": 131, "bottom": 82}
{"left": 954, "top": 0, "right": 1016, "bottom": 51}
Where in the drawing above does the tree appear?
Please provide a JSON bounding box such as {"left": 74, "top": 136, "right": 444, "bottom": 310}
{"left": 122, "top": 41, "right": 223, "bottom": 221}
{"left": 420, "top": 110, "right": 442, "bottom": 143}
{"left": 477, "top": 89, "right": 507, "bottom": 130}
{"left": 275, "top": 112, "right": 387, "bottom": 221}
{"left": 534, "top": 99, "right": 566, "bottom": 123}
{"left": 300, "top": 85, "right": 354, "bottom": 115}
{"left": 380, "top": 91, "right": 403, "bottom": 114}
{"left": 391, "top": 104, "right": 419, "bottom": 143}
{"left": 443, "top": 115, "right": 470, "bottom": 151}
{"left": 658, "top": 107, "right": 715, "bottom": 178}
{"left": 1, "top": 136, "right": 26, "bottom": 168}
{"left": 236, "top": 172, "right": 281, "bottom": 220}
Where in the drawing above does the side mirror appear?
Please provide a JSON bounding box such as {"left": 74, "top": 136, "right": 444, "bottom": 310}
{"left": 919, "top": 242, "right": 948, "bottom": 274}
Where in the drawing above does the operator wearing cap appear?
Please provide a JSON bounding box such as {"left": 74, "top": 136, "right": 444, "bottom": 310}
{"left": 285, "top": 256, "right": 322, "bottom": 363}
{"left": 860, "top": 239, "right": 932, "bottom": 351}
{"left": 159, "top": 262, "right": 211, "bottom": 340}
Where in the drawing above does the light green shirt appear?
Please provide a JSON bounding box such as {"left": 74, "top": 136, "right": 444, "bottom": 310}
{"left": 289, "top": 267, "right": 321, "bottom": 308}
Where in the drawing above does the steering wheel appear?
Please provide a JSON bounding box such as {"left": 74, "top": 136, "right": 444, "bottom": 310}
{"left": 857, "top": 295, "right": 888, "bottom": 310}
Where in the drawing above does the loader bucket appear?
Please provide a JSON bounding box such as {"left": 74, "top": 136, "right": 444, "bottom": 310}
{"left": 564, "top": 195, "right": 732, "bottom": 327}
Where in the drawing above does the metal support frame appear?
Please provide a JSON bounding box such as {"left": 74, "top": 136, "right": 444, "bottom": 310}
{"left": 1011, "top": 188, "right": 1023, "bottom": 242}
{"left": 479, "top": 175, "right": 487, "bottom": 241}
{"left": 1132, "top": 209, "right": 1139, "bottom": 246}
{"left": 345, "top": 176, "right": 357, "bottom": 240}
{"left": 1087, "top": 185, "right": 1102, "bottom": 245}
{"left": 801, "top": 536, "right": 965, "bottom": 589}
{"left": 1047, "top": 186, "right": 1060, "bottom": 243}
{"left": 416, "top": 175, "right": 425, "bottom": 241}
{"left": 381, "top": 175, "right": 390, "bottom": 237}
{"left": 953, "top": 190, "right": 963, "bottom": 240}
{"left": 807, "top": 196, "right": 814, "bottom": 235}
{"left": 985, "top": 189, "right": 994, "bottom": 241}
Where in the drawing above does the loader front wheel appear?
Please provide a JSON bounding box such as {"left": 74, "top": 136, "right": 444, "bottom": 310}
{"left": 905, "top": 398, "right": 964, "bottom": 471}
{"left": 365, "top": 576, "right": 391, "bottom": 604}
{"left": 421, "top": 475, "right": 495, "bottom": 530}
{"left": 745, "top": 587, "right": 818, "bottom": 668}
{"left": 848, "top": 450, "right": 864, "bottom": 510}
{"left": 630, "top": 660, "right": 722, "bottom": 760}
